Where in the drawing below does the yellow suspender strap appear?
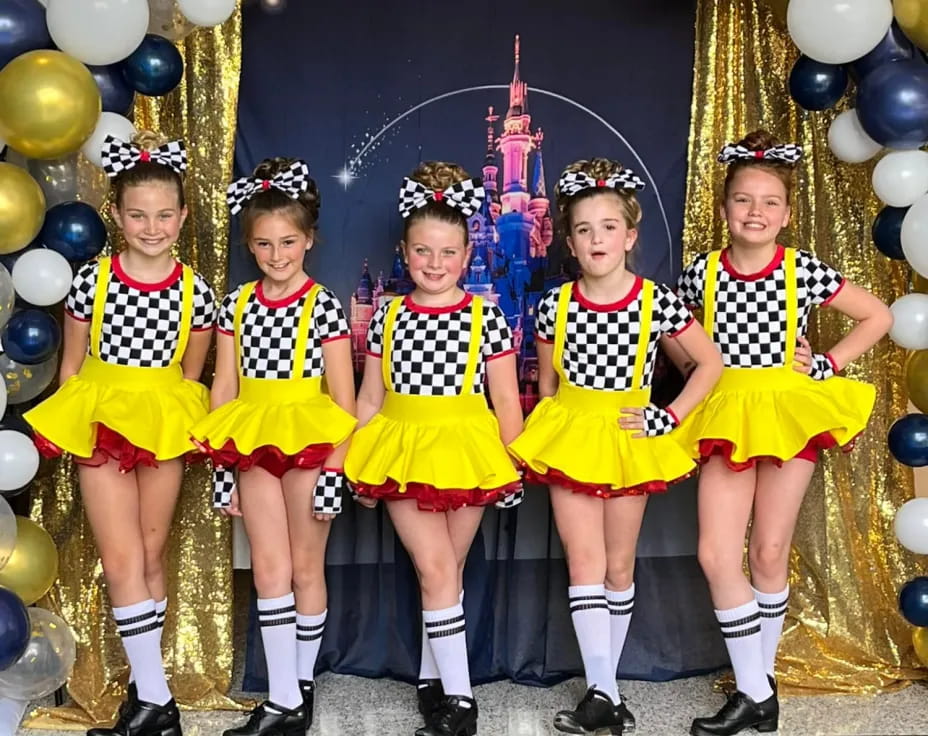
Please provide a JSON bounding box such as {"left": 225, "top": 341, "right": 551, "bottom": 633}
{"left": 702, "top": 250, "right": 722, "bottom": 337}
{"left": 232, "top": 282, "right": 257, "bottom": 377}
{"left": 170, "top": 265, "right": 195, "bottom": 365}
{"left": 630, "top": 279, "right": 653, "bottom": 391}
{"left": 381, "top": 296, "right": 404, "bottom": 392}
{"left": 89, "top": 257, "right": 111, "bottom": 359}
{"left": 783, "top": 247, "right": 798, "bottom": 366}
{"left": 552, "top": 282, "right": 573, "bottom": 382}
{"left": 459, "top": 296, "right": 483, "bottom": 396}
{"left": 291, "top": 283, "right": 322, "bottom": 377}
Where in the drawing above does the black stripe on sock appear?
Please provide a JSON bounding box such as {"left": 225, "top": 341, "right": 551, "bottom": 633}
{"left": 424, "top": 614, "right": 464, "bottom": 628}
{"left": 570, "top": 601, "right": 609, "bottom": 612}
{"left": 609, "top": 607, "right": 633, "bottom": 616}
{"left": 297, "top": 623, "right": 325, "bottom": 632}
{"left": 721, "top": 624, "right": 761, "bottom": 638}
{"left": 119, "top": 621, "right": 162, "bottom": 638}
{"left": 427, "top": 624, "right": 466, "bottom": 639}
{"left": 259, "top": 616, "right": 297, "bottom": 627}
{"left": 297, "top": 631, "right": 324, "bottom": 641}
{"left": 718, "top": 612, "right": 760, "bottom": 628}
{"left": 757, "top": 599, "right": 788, "bottom": 609}
{"left": 759, "top": 606, "right": 788, "bottom": 618}
{"left": 258, "top": 604, "right": 296, "bottom": 616}
{"left": 114, "top": 610, "right": 158, "bottom": 627}
{"left": 569, "top": 594, "right": 606, "bottom": 603}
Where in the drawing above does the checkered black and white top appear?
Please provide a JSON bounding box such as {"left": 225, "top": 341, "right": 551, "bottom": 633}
{"left": 65, "top": 255, "right": 216, "bottom": 367}
{"left": 366, "top": 294, "right": 515, "bottom": 396}
{"left": 676, "top": 246, "right": 845, "bottom": 368}
{"left": 536, "top": 279, "right": 694, "bottom": 391}
{"left": 218, "top": 279, "right": 350, "bottom": 379}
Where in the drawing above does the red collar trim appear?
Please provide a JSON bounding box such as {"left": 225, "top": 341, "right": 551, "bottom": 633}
{"left": 720, "top": 245, "right": 784, "bottom": 281}
{"left": 572, "top": 276, "right": 643, "bottom": 312}
{"left": 255, "top": 277, "right": 315, "bottom": 308}
{"left": 403, "top": 292, "right": 473, "bottom": 314}
{"left": 112, "top": 254, "right": 182, "bottom": 292}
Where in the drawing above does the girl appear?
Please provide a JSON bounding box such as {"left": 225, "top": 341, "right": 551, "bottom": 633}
{"left": 669, "top": 131, "right": 891, "bottom": 736}
{"left": 26, "top": 133, "right": 216, "bottom": 736}
{"left": 190, "top": 158, "right": 356, "bottom": 736}
{"left": 345, "top": 162, "right": 523, "bottom": 736}
{"left": 508, "top": 159, "right": 722, "bottom": 736}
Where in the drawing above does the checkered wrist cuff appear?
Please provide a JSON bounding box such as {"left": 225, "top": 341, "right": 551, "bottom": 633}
{"left": 313, "top": 469, "right": 345, "bottom": 514}
{"left": 495, "top": 485, "right": 525, "bottom": 509}
{"left": 641, "top": 405, "right": 679, "bottom": 437}
{"left": 809, "top": 353, "right": 835, "bottom": 381}
{"left": 212, "top": 467, "right": 235, "bottom": 509}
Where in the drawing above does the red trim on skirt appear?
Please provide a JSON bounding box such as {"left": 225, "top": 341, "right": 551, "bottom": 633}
{"left": 697, "top": 432, "right": 857, "bottom": 472}
{"left": 524, "top": 466, "right": 695, "bottom": 498}
{"left": 193, "top": 439, "right": 332, "bottom": 478}
{"left": 34, "top": 425, "right": 205, "bottom": 473}
{"left": 353, "top": 478, "right": 522, "bottom": 512}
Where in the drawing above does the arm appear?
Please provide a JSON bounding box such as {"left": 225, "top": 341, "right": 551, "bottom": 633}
{"left": 664, "top": 324, "right": 722, "bottom": 422}
{"left": 818, "top": 282, "right": 893, "bottom": 371}
{"left": 59, "top": 314, "right": 90, "bottom": 383}
{"left": 210, "top": 332, "right": 239, "bottom": 410}
{"left": 659, "top": 334, "right": 697, "bottom": 378}
{"left": 319, "top": 337, "right": 356, "bottom": 470}
{"left": 180, "top": 328, "right": 213, "bottom": 381}
{"left": 536, "top": 340, "right": 558, "bottom": 399}
{"left": 355, "top": 353, "right": 386, "bottom": 429}
{"left": 486, "top": 353, "right": 523, "bottom": 445}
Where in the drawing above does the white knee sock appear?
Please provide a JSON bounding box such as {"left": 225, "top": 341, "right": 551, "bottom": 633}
{"left": 423, "top": 603, "right": 472, "bottom": 698}
{"left": 716, "top": 599, "right": 774, "bottom": 702}
{"left": 419, "top": 589, "right": 463, "bottom": 682}
{"left": 258, "top": 593, "right": 302, "bottom": 709}
{"left": 296, "top": 609, "right": 326, "bottom": 682}
{"left": 753, "top": 585, "right": 789, "bottom": 678}
{"left": 114, "top": 599, "right": 172, "bottom": 706}
{"left": 605, "top": 584, "right": 634, "bottom": 678}
{"left": 569, "top": 584, "right": 619, "bottom": 704}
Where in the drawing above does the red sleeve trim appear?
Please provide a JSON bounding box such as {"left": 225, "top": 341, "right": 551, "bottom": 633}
{"left": 365, "top": 350, "right": 383, "bottom": 358}
{"left": 825, "top": 353, "right": 840, "bottom": 374}
{"left": 65, "top": 310, "right": 90, "bottom": 323}
{"left": 321, "top": 333, "right": 351, "bottom": 343}
{"left": 322, "top": 466, "right": 343, "bottom": 473}
{"left": 666, "top": 407, "right": 680, "bottom": 425}
{"left": 820, "top": 278, "right": 846, "bottom": 307}
{"left": 535, "top": 334, "right": 553, "bottom": 344}
{"left": 486, "top": 348, "right": 517, "bottom": 362}
{"left": 191, "top": 325, "right": 215, "bottom": 332}
{"left": 217, "top": 327, "right": 234, "bottom": 336}
{"left": 667, "top": 317, "right": 696, "bottom": 338}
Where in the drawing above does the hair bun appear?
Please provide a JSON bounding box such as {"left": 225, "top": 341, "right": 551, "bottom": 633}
{"left": 408, "top": 161, "right": 472, "bottom": 191}
{"left": 131, "top": 130, "right": 168, "bottom": 151}
{"left": 736, "top": 129, "right": 780, "bottom": 152}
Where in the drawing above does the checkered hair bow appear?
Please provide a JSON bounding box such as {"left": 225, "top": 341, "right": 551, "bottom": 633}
{"left": 397, "top": 177, "right": 486, "bottom": 219}
{"left": 556, "top": 169, "right": 646, "bottom": 198}
{"left": 717, "top": 143, "right": 803, "bottom": 165}
{"left": 226, "top": 160, "right": 312, "bottom": 215}
{"left": 101, "top": 136, "right": 187, "bottom": 178}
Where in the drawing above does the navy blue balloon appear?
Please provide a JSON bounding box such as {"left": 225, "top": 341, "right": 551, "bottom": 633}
{"left": 121, "top": 35, "right": 184, "bottom": 97}
{"left": 849, "top": 22, "right": 916, "bottom": 82}
{"left": 0, "top": 589, "right": 29, "bottom": 670}
{"left": 872, "top": 206, "right": 909, "bottom": 260}
{"left": 888, "top": 414, "right": 928, "bottom": 466}
{"left": 1, "top": 310, "right": 61, "bottom": 365}
{"left": 40, "top": 202, "right": 106, "bottom": 262}
{"left": 0, "top": 0, "right": 51, "bottom": 71}
{"left": 87, "top": 64, "right": 136, "bottom": 116}
{"left": 789, "top": 56, "right": 848, "bottom": 111}
{"left": 900, "top": 577, "right": 928, "bottom": 627}
{"left": 857, "top": 60, "right": 928, "bottom": 149}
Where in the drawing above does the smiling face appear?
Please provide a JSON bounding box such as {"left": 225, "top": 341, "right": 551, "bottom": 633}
{"left": 566, "top": 191, "right": 638, "bottom": 280}
{"left": 402, "top": 216, "right": 471, "bottom": 298}
{"left": 247, "top": 211, "right": 313, "bottom": 285}
{"left": 111, "top": 182, "right": 187, "bottom": 259}
{"left": 721, "top": 167, "right": 791, "bottom": 250}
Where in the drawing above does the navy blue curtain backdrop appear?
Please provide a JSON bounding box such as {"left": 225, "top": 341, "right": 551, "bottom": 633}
{"left": 233, "top": 0, "right": 726, "bottom": 690}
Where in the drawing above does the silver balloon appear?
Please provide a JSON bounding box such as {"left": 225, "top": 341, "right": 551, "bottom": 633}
{"left": 0, "top": 266, "right": 14, "bottom": 333}
{"left": 148, "top": 0, "right": 196, "bottom": 41}
{"left": 0, "top": 353, "right": 57, "bottom": 405}
{"left": 22, "top": 154, "right": 109, "bottom": 210}
{"left": 0, "top": 496, "right": 16, "bottom": 573}
{"left": 0, "top": 608, "right": 76, "bottom": 700}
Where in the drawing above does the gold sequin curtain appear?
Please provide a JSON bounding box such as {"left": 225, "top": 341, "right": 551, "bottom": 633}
{"left": 25, "top": 11, "right": 243, "bottom": 728}
{"left": 688, "top": 0, "right": 927, "bottom": 693}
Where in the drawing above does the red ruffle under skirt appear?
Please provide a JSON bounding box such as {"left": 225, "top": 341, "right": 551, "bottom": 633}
{"left": 192, "top": 438, "right": 333, "bottom": 479}
{"left": 697, "top": 432, "right": 857, "bottom": 472}
{"left": 353, "top": 478, "right": 522, "bottom": 512}
{"left": 524, "top": 466, "right": 696, "bottom": 498}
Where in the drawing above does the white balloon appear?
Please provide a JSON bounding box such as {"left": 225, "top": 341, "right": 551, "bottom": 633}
{"left": 828, "top": 109, "right": 883, "bottom": 164}
{"left": 11, "top": 250, "right": 71, "bottom": 307}
{"left": 177, "top": 0, "right": 234, "bottom": 26}
{"left": 787, "top": 0, "right": 893, "bottom": 64}
{"left": 0, "top": 431, "right": 38, "bottom": 492}
{"left": 80, "top": 113, "right": 136, "bottom": 168}
{"left": 890, "top": 293, "right": 928, "bottom": 349}
{"left": 902, "top": 193, "right": 928, "bottom": 278}
{"left": 872, "top": 151, "right": 928, "bottom": 207}
{"left": 895, "top": 498, "right": 928, "bottom": 554}
{"left": 0, "top": 381, "right": 6, "bottom": 420}
{"left": 46, "top": 0, "right": 150, "bottom": 66}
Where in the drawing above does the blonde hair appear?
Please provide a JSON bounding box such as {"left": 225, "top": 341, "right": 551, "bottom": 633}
{"left": 112, "top": 129, "right": 185, "bottom": 209}
{"left": 555, "top": 158, "right": 643, "bottom": 232}
{"left": 402, "top": 160, "right": 473, "bottom": 242}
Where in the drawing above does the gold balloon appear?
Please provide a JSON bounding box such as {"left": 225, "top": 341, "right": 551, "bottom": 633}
{"left": 895, "top": 0, "right": 928, "bottom": 52}
{"left": 914, "top": 627, "right": 928, "bottom": 667}
{"left": 0, "top": 162, "right": 46, "bottom": 255}
{"left": 0, "top": 50, "right": 101, "bottom": 160}
{"left": 0, "top": 517, "right": 58, "bottom": 606}
{"left": 906, "top": 350, "right": 928, "bottom": 413}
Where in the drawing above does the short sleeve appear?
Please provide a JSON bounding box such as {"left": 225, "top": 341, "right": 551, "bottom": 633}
{"left": 482, "top": 302, "right": 515, "bottom": 359}
{"left": 65, "top": 261, "right": 99, "bottom": 321}
{"left": 676, "top": 254, "right": 707, "bottom": 309}
{"left": 191, "top": 272, "right": 217, "bottom": 330}
{"left": 534, "top": 287, "right": 559, "bottom": 343}
{"left": 217, "top": 289, "right": 238, "bottom": 335}
{"left": 654, "top": 283, "right": 695, "bottom": 337}
{"left": 314, "top": 287, "right": 351, "bottom": 342}
{"left": 799, "top": 250, "right": 845, "bottom": 306}
{"left": 366, "top": 302, "right": 390, "bottom": 356}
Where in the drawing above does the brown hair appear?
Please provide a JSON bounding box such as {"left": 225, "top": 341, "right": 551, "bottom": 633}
{"left": 722, "top": 129, "right": 795, "bottom": 199}
{"left": 239, "top": 158, "right": 321, "bottom": 240}
{"left": 554, "top": 158, "right": 643, "bottom": 233}
{"left": 402, "top": 161, "right": 472, "bottom": 244}
{"left": 112, "top": 130, "right": 185, "bottom": 209}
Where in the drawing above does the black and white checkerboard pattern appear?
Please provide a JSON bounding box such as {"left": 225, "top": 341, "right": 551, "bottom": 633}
{"left": 212, "top": 467, "right": 236, "bottom": 509}
{"left": 312, "top": 469, "right": 345, "bottom": 514}
{"left": 676, "top": 249, "right": 844, "bottom": 368}
{"left": 66, "top": 260, "right": 216, "bottom": 367}
{"left": 495, "top": 486, "right": 525, "bottom": 508}
{"left": 534, "top": 282, "right": 692, "bottom": 391}
{"left": 641, "top": 405, "right": 679, "bottom": 437}
{"left": 366, "top": 297, "right": 513, "bottom": 396}
{"left": 218, "top": 284, "right": 349, "bottom": 379}
{"left": 809, "top": 353, "right": 835, "bottom": 381}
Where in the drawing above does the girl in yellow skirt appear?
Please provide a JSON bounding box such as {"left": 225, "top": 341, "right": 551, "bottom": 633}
{"left": 345, "top": 161, "right": 523, "bottom": 736}
{"left": 190, "top": 158, "right": 355, "bottom": 736}
{"left": 666, "top": 131, "right": 892, "bottom": 736}
{"left": 25, "top": 132, "right": 216, "bottom": 736}
{"left": 508, "top": 159, "right": 722, "bottom": 736}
